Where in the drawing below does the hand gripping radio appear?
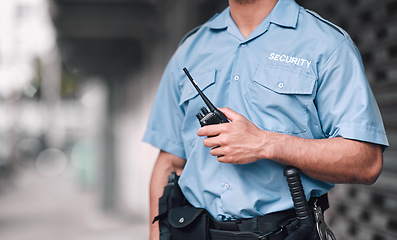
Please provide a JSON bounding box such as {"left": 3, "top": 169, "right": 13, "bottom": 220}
{"left": 183, "top": 68, "right": 229, "bottom": 127}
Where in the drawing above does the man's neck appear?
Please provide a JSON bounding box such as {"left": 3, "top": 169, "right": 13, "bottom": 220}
{"left": 229, "top": 0, "right": 278, "bottom": 39}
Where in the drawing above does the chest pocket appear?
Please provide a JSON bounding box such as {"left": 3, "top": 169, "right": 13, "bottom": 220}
{"left": 179, "top": 69, "right": 216, "bottom": 106}
{"left": 249, "top": 65, "right": 316, "bottom": 134}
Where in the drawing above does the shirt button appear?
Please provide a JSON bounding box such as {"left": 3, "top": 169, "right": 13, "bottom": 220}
{"left": 278, "top": 82, "right": 284, "bottom": 88}
{"left": 224, "top": 183, "right": 230, "bottom": 190}
{"left": 234, "top": 75, "right": 240, "bottom": 81}
{"left": 241, "top": 43, "right": 246, "bottom": 47}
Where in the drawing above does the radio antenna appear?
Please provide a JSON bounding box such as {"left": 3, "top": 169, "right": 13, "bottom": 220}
{"left": 183, "top": 68, "right": 216, "bottom": 112}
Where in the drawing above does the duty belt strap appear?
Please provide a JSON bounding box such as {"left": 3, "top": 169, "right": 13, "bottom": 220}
{"left": 209, "top": 194, "right": 328, "bottom": 240}
{"left": 209, "top": 219, "right": 299, "bottom": 240}
{"left": 211, "top": 208, "right": 296, "bottom": 233}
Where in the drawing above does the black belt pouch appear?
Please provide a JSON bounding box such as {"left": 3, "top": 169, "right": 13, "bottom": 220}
{"left": 169, "top": 206, "right": 210, "bottom": 240}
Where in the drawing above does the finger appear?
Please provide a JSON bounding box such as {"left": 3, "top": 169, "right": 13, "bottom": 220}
{"left": 218, "top": 107, "right": 244, "bottom": 122}
{"left": 216, "top": 155, "right": 227, "bottom": 163}
{"left": 203, "top": 136, "right": 222, "bottom": 148}
{"left": 197, "top": 124, "right": 223, "bottom": 137}
{"left": 210, "top": 146, "right": 224, "bottom": 157}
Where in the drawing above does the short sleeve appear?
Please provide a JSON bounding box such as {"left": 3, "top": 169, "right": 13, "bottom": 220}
{"left": 142, "top": 57, "right": 186, "bottom": 159}
{"left": 315, "top": 37, "right": 389, "bottom": 148}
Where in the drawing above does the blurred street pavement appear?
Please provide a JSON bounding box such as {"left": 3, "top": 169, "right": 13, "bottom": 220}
{"left": 0, "top": 167, "right": 149, "bottom": 240}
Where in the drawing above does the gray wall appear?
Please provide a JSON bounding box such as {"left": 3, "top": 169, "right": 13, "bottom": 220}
{"left": 297, "top": 0, "right": 397, "bottom": 239}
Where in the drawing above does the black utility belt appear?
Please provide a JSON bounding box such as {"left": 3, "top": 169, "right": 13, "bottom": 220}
{"left": 208, "top": 195, "right": 328, "bottom": 240}
{"left": 154, "top": 171, "right": 333, "bottom": 240}
{"left": 211, "top": 208, "right": 297, "bottom": 234}
{"left": 166, "top": 201, "right": 323, "bottom": 240}
{"left": 167, "top": 205, "right": 296, "bottom": 240}
{"left": 210, "top": 217, "right": 299, "bottom": 240}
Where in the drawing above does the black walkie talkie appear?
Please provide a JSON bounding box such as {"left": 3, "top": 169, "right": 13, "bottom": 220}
{"left": 183, "top": 68, "right": 229, "bottom": 127}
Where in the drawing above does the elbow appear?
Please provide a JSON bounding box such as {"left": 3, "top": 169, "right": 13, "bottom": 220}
{"left": 360, "top": 148, "right": 383, "bottom": 185}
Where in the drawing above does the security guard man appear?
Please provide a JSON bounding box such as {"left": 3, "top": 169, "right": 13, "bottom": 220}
{"left": 144, "top": 0, "right": 389, "bottom": 239}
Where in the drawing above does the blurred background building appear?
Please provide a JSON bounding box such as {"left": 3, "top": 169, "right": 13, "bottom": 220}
{"left": 0, "top": 0, "right": 395, "bottom": 240}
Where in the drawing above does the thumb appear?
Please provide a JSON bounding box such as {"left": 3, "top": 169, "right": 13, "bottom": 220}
{"left": 218, "top": 107, "right": 243, "bottom": 122}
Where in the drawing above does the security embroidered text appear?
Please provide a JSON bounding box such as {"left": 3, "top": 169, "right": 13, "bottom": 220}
{"left": 269, "top": 53, "right": 312, "bottom": 68}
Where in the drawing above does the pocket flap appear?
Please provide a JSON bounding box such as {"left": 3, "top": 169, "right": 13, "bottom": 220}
{"left": 179, "top": 70, "right": 216, "bottom": 105}
{"left": 254, "top": 66, "right": 316, "bottom": 95}
{"left": 169, "top": 207, "right": 206, "bottom": 228}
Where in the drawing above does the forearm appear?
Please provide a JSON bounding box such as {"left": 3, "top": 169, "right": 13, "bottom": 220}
{"left": 149, "top": 151, "right": 185, "bottom": 240}
{"left": 149, "top": 162, "right": 169, "bottom": 240}
{"left": 198, "top": 108, "right": 383, "bottom": 185}
{"left": 267, "top": 133, "right": 383, "bottom": 185}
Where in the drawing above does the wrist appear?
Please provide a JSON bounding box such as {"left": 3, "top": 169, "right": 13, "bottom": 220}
{"left": 258, "top": 130, "right": 283, "bottom": 160}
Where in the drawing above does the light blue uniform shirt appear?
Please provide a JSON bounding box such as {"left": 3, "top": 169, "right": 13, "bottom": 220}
{"left": 143, "top": 0, "right": 389, "bottom": 220}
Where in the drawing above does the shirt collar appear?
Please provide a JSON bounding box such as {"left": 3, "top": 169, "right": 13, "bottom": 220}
{"left": 269, "top": 0, "right": 300, "bottom": 28}
{"left": 205, "top": 0, "right": 300, "bottom": 30}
